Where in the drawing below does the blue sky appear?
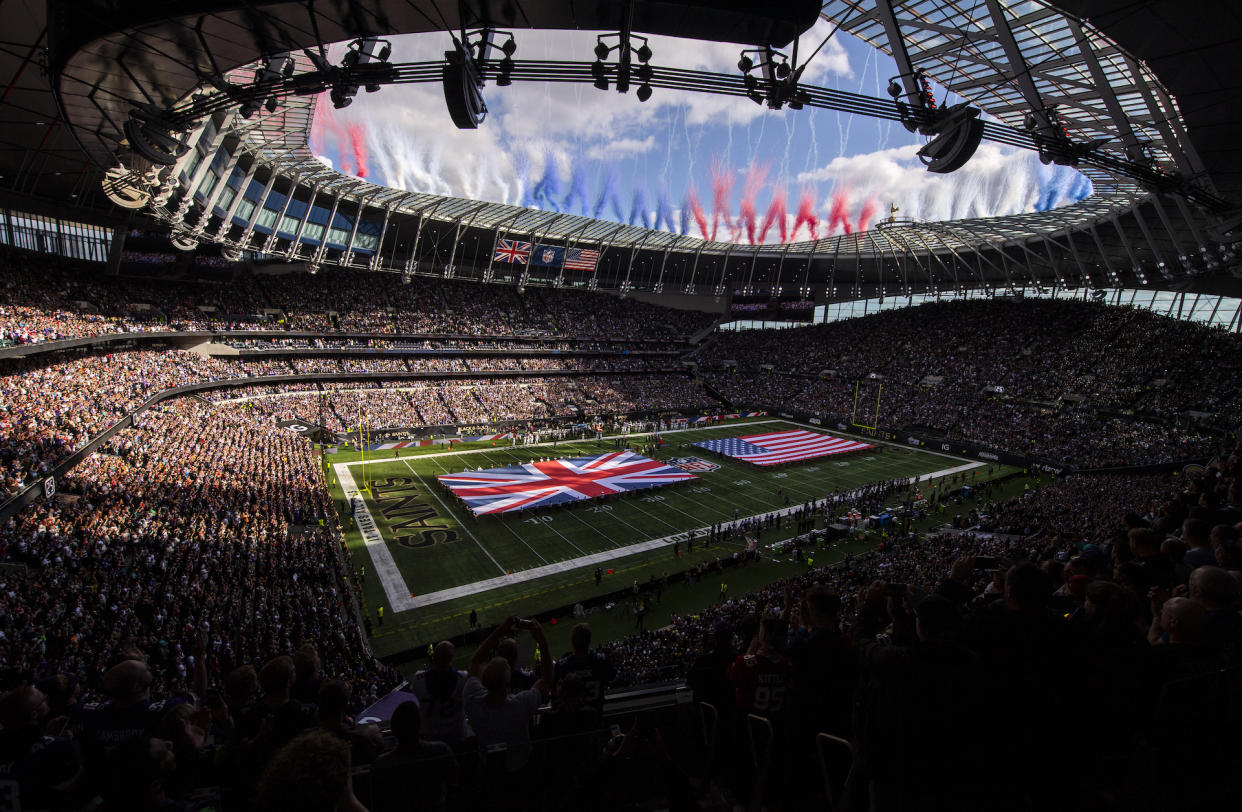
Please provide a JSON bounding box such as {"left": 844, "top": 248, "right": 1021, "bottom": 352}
{"left": 312, "top": 22, "right": 1090, "bottom": 242}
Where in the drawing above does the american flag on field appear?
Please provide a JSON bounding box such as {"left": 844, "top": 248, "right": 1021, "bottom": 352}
{"left": 437, "top": 451, "right": 696, "bottom": 515}
{"left": 692, "top": 429, "right": 873, "bottom": 466}
{"left": 493, "top": 239, "right": 531, "bottom": 264}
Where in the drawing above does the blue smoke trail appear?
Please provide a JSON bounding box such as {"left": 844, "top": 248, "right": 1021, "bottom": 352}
{"left": 530, "top": 154, "right": 564, "bottom": 211}
{"left": 593, "top": 165, "right": 619, "bottom": 220}
{"left": 1033, "top": 169, "right": 1060, "bottom": 212}
{"left": 656, "top": 186, "right": 675, "bottom": 233}
{"left": 562, "top": 157, "right": 590, "bottom": 215}
{"left": 629, "top": 187, "right": 649, "bottom": 227}
{"left": 1068, "top": 172, "right": 1093, "bottom": 202}
{"left": 610, "top": 187, "right": 627, "bottom": 223}
{"left": 515, "top": 153, "right": 532, "bottom": 208}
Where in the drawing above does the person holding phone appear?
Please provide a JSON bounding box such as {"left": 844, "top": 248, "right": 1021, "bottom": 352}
{"left": 464, "top": 615, "right": 552, "bottom": 773}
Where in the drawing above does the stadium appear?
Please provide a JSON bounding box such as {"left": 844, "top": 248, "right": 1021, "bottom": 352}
{"left": 0, "top": 0, "right": 1240, "bottom": 810}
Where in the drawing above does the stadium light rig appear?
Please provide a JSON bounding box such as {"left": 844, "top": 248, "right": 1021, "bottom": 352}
{"left": 592, "top": 32, "right": 654, "bottom": 101}
{"left": 885, "top": 70, "right": 986, "bottom": 175}
{"left": 736, "top": 47, "right": 809, "bottom": 109}
{"left": 324, "top": 38, "right": 393, "bottom": 110}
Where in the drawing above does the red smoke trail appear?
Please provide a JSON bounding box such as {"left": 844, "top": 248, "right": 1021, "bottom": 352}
{"left": 738, "top": 164, "right": 769, "bottom": 244}
{"left": 856, "top": 198, "right": 879, "bottom": 232}
{"left": 347, "top": 124, "right": 369, "bottom": 178}
{"left": 708, "top": 160, "right": 735, "bottom": 242}
{"left": 759, "top": 187, "right": 788, "bottom": 243}
{"left": 791, "top": 188, "right": 819, "bottom": 241}
{"left": 826, "top": 187, "right": 852, "bottom": 235}
{"left": 687, "top": 187, "right": 709, "bottom": 239}
{"left": 312, "top": 100, "right": 353, "bottom": 174}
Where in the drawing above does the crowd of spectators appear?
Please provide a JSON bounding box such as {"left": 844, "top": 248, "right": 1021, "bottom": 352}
{"left": 701, "top": 298, "right": 1234, "bottom": 468}
{"left": 0, "top": 398, "right": 402, "bottom": 808}
{"left": 580, "top": 451, "right": 1242, "bottom": 809}
{"left": 0, "top": 251, "right": 709, "bottom": 347}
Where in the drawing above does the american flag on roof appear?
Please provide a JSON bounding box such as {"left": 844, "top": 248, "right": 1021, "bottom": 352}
{"left": 437, "top": 451, "right": 696, "bottom": 515}
{"left": 564, "top": 247, "right": 600, "bottom": 271}
{"left": 692, "top": 429, "right": 873, "bottom": 466}
{"left": 493, "top": 238, "right": 531, "bottom": 264}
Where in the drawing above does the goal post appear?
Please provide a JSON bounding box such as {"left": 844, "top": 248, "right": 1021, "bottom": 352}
{"left": 851, "top": 379, "right": 882, "bottom": 431}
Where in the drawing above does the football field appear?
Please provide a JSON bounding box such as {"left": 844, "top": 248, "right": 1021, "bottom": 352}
{"left": 325, "top": 419, "right": 1010, "bottom": 657}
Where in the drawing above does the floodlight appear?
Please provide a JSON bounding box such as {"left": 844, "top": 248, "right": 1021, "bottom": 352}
{"left": 636, "top": 84, "right": 652, "bottom": 102}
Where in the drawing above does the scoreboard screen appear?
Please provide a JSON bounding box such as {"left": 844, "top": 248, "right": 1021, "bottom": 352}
{"left": 729, "top": 293, "right": 815, "bottom": 322}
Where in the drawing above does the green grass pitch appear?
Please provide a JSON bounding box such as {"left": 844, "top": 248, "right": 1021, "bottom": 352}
{"left": 324, "top": 419, "right": 1013, "bottom": 657}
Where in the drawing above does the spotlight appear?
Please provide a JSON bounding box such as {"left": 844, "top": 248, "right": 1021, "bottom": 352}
{"left": 501, "top": 37, "right": 518, "bottom": 57}
{"left": 738, "top": 55, "right": 754, "bottom": 72}
{"left": 170, "top": 233, "right": 199, "bottom": 251}
{"left": 636, "top": 84, "right": 652, "bottom": 102}
{"left": 775, "top": 62, "right": 791, "bottom": 79}
{"left": 443, "top": 41, "right": 487, "bottom": 128}
{"left": 592, "top": 61, "right": 608, "bottom": 90}
{"left": 595, "top": 41, "right": 611, "bottom": 61}
{"left": 496, "top": 56, "right": 514, "bottom": 86}
{"left": 100, "top": 166, "right": 152, "bottom": 209}
{"left": 887, "top": 80, "right": 902, "bottom": 98}
{"left": 124, "top": 105, "right": 187, "bottom": 166}
{"left": 636, "top": 44, "right": 652, "bottom": 63}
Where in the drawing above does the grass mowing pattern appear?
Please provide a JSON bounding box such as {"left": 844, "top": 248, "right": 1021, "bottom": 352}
{"left": 325, "top": 420, "right": 1011, "bottom": 656}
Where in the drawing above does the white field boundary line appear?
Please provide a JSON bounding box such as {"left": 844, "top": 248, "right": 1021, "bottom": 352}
{"left": 783, "top": 418, "right": 988, "bottom": 464}
{"left": 332, "top": 418, "right": 787, "bottom": 469}
{"left": 335, "top": 464, "right": 419, "bottom": 612}
{"left": 346, "top": 457, "right": 984, "bottom": 610}
{"left": 335, "top": 417, "right": 989, "bottom": 471}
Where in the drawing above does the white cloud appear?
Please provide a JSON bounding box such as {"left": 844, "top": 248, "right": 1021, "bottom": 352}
{"left": 586, "top": 137, "right": 656, "bottom": 160}
{"left": 796, "top": 142, "right": 1087, "bottom": 226}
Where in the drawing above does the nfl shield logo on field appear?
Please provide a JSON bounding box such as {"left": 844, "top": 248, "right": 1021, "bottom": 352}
{"left": 668, "top": 456, "right": 720, "bottom": 473}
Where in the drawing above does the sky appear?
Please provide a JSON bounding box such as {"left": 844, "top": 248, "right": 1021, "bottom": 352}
{"left": 311, "top": 21, "right": 1092, "bottom": 244}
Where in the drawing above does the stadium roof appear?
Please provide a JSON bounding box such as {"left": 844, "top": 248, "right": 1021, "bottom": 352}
{"left": 2, "top": 1, "right": 1239, "bottom": 295}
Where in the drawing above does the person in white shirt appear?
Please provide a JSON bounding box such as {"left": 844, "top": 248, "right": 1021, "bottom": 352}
{"left": 463, "top": 616, "right": 552, "bottom": 772}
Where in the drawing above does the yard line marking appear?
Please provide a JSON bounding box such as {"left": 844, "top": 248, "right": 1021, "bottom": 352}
{"left": 400, "top": 458, "right": 508, "bottom": 578}
{"left": 423, "top": 453, "right": 550, "bottom": 566}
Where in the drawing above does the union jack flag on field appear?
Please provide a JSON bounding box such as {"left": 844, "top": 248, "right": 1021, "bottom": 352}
{"left": 693, "top": 429, "right": 873, "bottom": 466}
{"left": 437, "top": 451, "right": 696, "bottom": 515}
{"left": 493, "top": 238, "right": 531, "bottom": 264}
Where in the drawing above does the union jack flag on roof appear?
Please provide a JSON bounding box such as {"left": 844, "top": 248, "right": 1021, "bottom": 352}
{"left": 493, "top": 238, "right": 531, "bottom": 264}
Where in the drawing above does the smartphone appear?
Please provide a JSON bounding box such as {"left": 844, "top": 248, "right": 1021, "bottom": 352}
{"left": 975, "top": 556, "right": 999, "bottom": 570}
{"left": 515, "top": 618, "right": 534, "bottom": 630}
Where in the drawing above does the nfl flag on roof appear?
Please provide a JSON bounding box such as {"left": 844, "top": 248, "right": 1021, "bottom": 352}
{"left": 493, "top": 238, "right": 531, "bottom": 264}
{"left": 525, "top": 243, "right": 600, "bottom": 271}
{"left": 437, "top": 451, "right": 695, "bottom": 515}
{"left": 693, "top": 429, "right": 874, "bottom": 466}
